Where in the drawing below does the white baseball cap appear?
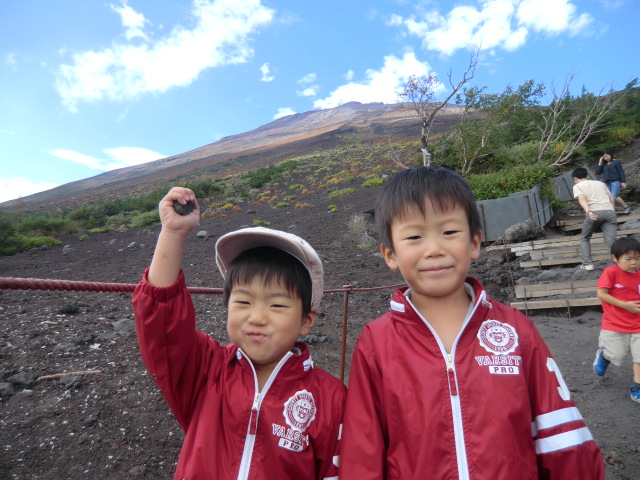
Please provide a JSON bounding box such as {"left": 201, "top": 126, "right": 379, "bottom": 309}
{"left": 215, "top": 227, "right": 324, "bottom": 310}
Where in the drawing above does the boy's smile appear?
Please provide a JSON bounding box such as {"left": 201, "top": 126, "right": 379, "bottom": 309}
{"left": 381, "top": 201, "right": 481, "bottom": 309}
{"left": 227, "top": 277, "right": 316, "bottom": 381}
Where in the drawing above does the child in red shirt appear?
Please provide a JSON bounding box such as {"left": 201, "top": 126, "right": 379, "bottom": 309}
{"left": 594, "top": 236, "right": 640, "bottom": 403}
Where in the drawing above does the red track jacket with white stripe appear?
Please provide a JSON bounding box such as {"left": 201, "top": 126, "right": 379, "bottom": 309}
{"left": 133, "top": 269, "right": 345, "bottom": 480}
{"left": 339, "top": 278, "right": 604, "bottom": 480}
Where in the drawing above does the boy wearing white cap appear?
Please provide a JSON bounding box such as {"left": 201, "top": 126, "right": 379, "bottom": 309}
{"left": 132, "top": 187, "right": 345, "bottom": 480}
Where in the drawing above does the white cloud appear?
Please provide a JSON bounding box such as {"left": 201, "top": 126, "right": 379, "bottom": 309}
{"left": 5, "top": 53, "right": 17, "bottom": 69}
{"left": 298, "top": 73, "right": 317, "bottom": 84}
{"left": 273, "top": 107, "right": 295, "bottom": 119}
{"left": 345, "top": 70, "right": 354, "bottom": 81}
{"left": 260, "top": 62, "right": 275, "bottom": 82}
{"left": 297, "top": 87, "right": 317, "bottom": 97}
{"left": 0, "top": 178, "right": 60, "bottom": 203}
{"left": 49, "top": 147, "right": 164, "bottom": 171}
{"left": 388, "top": 0, "right": 593, "bottom": 55}
{"left": 313, "top": 50, "right": 432, "bottom": 109}
{"left": 296, "top": 73, "right": 318, "bottom": 97}
{"left": 516, "top": 0, "right": 593, "bottom": 36}
{"left": 56, "top": 0, "right": 276, "bottom": 112}
{"left": 110, "top": 0, "right": 150, "bottom": 41}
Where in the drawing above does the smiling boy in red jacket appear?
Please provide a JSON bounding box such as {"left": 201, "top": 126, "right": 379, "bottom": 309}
{"left": 133, "top": 187, "right": 345, "bottom": 479}
{"left": 339, "top": 167, "right": 604, "bottom": 479}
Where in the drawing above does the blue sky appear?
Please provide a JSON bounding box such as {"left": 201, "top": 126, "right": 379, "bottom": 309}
{"left": 1, "top": 0, "right": 638, "bottom": 203}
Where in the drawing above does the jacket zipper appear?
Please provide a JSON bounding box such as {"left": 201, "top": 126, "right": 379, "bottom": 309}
{"left": 236, "top": 351, "right": 293, "bottom": 480}
{"left": 411, "top": 288, "right": 486, "bottom": 480}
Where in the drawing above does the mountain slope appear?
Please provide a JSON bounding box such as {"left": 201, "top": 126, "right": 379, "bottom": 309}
{"left": 4, "top": 102, "right": 461, "bottom": 210}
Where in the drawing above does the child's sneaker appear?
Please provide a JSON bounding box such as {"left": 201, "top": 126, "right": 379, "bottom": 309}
{"left": 631, "top": 385, "right": 640, "bottom": 403}
{"left": 579, "top": 264, "right": 594, "bottom": 271}
{"left": 593, "top": 349, "right": 609, "bottom": 376}
{"left": 623, "top": 207, "right": 632, "bottom": 215}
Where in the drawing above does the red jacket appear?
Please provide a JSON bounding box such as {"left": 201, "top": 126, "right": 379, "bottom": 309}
{"left": 340, "top": 278, "right": 604, "bottom": 480}
{"left": 132, "top": 270, "right": 346, "bottom": 480}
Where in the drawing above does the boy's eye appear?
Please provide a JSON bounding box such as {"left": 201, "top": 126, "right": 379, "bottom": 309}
{"left": 405, "top": 235, "right": 421, "bottom": 240}
{"left": 443, "top": 230, "right": 459, "bottom": 236}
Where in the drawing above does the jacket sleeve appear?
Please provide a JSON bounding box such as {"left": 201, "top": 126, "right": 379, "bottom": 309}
{"left": 339, "top": 328, "right": 387, "bottom": 480}
{"left": 132, "top": 268, "right": 221, "bottom": 430}
{"left": 615, "top": 160, "right": 626, "bottom": 183}
{"left": 595, "top": 164, "right": 604, "bottom": 176}
{"left": 315, "top": 378, "right": 347, "bottom": 480}
{"left": 523, "top": 320, "right": 605, "bottom": 479}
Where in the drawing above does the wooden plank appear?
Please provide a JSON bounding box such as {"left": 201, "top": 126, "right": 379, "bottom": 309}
{"left": 561, "top": 214, "right": 640, "bottom": 232}
{"left": 519, "top": 252, "right": 610, "bottom": 268}
{"left": 515, "top": 279, "right": 596, "bottom": 298}
{"left": 520, "top": 244, "right": 609, "bottom": 260}
{"left": 489, "top": 228, "right": 640, "bottom": 253}
{"left": 516, "top": 286, "right": 596, "bottom": 299}
{"left": 555, "top": 212, "right": 640, "bottom": 227}
{"left": 510, "top": 297, "right": 602, "bottom": 311}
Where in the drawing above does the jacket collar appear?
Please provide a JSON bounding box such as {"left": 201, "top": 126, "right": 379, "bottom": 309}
{"left": 231, "top": 341, "right": 314, "bottom": 379}
{"left": 389, "top": 277, "right": 491, "bottom": 320}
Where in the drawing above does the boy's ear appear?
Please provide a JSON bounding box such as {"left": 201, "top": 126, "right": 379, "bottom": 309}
{"left": 380, "top": 244, "right": 399, "bottom": 270}
{"left": 300, "top": 308, "right": 317, "bottom": 337}
{"left": 471, "top": 230, "right": 482, "bottom": 260}
{"left": 611, "top": 253, "right": 617, "bottom": 263}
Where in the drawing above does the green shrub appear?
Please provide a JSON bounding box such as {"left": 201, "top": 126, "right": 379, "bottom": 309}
{"left": 21, "top": 236, "right": 62, "bottom": 250}
{"left": 273, "top": 202, "right": 290, "bottom": 208}
{"left": 0, "top": 234, "right": 61, "bottom": 256}
{"left": 328, "top": 188, "right": 356, "bottom": 199}
{"left": 467, "top": 164, "right": 554, "bottom": 200}
{"left": 492, "top": 141, "right": 540, "bottom": 169}
{"left": 252, "top": 219, "right": 270, "bottom": 226}
{"left": 78, "top": 234, "right": 89, "bottom": 241}
{"left": 90, "top": 227, "right": 113, "bottom": 233}
{"left": 362, "top": 176, "right": 384, "bottom": 188}
{"left": 16, "top": 215, "right": 77, "bottom": 237}
{"left": 129, "top": 210, "right": 161, "bottom": 228}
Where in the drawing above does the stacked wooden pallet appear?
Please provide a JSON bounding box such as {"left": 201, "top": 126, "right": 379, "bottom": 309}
{"left": 510, "top": 280, "right": 601, "bottom": 314}
{"left": 490, "top": 213, "right": 640, "bottom": 312}
{"left": 553, "top": 212, "right": 640, "bottom": 232}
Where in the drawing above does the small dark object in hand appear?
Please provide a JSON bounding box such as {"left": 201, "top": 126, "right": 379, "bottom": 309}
{"left": 173, "top": 200, "right": 195, "bottom": 216}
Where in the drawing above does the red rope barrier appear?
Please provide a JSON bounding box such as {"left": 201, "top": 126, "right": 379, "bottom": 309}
{"left": 0, "top": 277, "right": 404, "bottom": 296}
{"left": 0, "top": 277, "right": 223, "bottom": 295}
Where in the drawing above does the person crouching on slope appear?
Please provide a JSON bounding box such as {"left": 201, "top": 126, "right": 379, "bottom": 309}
{"left": 132, "top": 187, "right": 345, "bottom": 479}
{"left": 339, "top": 166, "right": 604, "bottom": 479}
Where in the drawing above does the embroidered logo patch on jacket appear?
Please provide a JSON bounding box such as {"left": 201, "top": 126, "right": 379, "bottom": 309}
{"left": 272, "top": 390, "right": 317, "bottom": 452}
{"left": 476, "top": 320, "right": 522, "bottom": 375}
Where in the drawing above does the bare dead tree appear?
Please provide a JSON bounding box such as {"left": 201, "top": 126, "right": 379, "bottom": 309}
{"left": 537, "top": 67, "right": 627, "bottom": 166}
{"left": 386, "top": 136, "right": 409, "bottom": 169}
{"left": 397, "top": 49, "right": 479, "bottom": 166}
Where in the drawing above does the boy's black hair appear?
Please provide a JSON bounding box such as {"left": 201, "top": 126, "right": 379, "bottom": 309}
{"left": 611, "top": 236, "right": 640, "bottom": 259}
{"left": 375, "top": 166, "right": 481, "bottom": 250}
{"left": 223, "top": 246, "right": 313, "bottom": 314}
{"left": 572, "top": 167, "right": 588, "bottom": 179}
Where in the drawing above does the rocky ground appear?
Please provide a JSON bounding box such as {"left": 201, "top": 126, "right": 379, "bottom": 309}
{"left": 1, "top": 177, "right": 640, "bottom": 479}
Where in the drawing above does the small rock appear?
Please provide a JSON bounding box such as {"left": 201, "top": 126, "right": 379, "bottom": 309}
{"left": 196, "top": 230, "right": 209, "bottom": 239}
{"left": 62, "top": 245, "right": 76, "bottom": 255}
{"left": 173, "top": 200, "right": 195, "bottom": 216}
{"left": 0, "top": 382, "right": 15, "bottom": 397}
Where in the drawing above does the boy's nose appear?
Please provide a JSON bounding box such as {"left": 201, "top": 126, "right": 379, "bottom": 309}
{"left": 422, "top": 239, "right": 444, "bottom": 257}
{"left": 247, "top": 309, "right": 268, "bottom": 325}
